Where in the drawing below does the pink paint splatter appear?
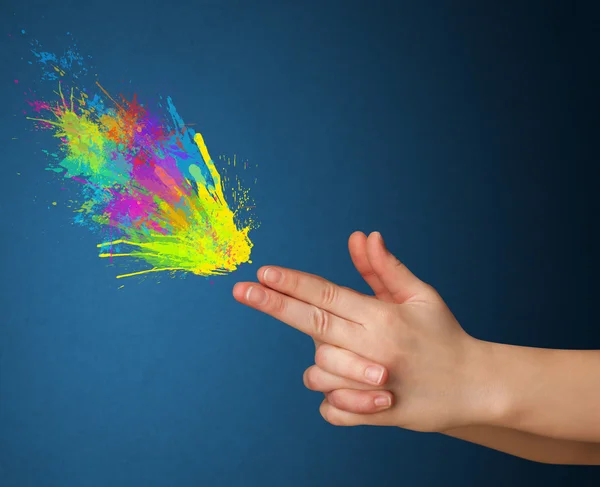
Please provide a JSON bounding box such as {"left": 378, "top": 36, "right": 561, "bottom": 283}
{"left": 26, "top": 99, "right": 51, "bottom": 113}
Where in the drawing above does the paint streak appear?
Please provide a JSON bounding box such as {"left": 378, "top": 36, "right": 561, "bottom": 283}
{"left": 23, "top": 36, "right": 258, "bottom": 280}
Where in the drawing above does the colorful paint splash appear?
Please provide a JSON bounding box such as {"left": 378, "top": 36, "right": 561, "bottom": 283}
{"left": 21, "top": 35, "right": 258, "bottom": 279}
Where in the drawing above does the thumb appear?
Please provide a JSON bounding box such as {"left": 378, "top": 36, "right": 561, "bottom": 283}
{"left": 347, "top": 231, "right": 395, "bottom": 302}
{"left": 365, "top": 232, "right": 428, "bottom": 303}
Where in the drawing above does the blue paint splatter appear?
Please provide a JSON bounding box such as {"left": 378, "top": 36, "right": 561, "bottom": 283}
{"left": 30, "top": 38, "right": 89, "bottom": 81}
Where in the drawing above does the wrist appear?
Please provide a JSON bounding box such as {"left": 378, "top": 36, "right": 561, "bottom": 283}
{"left": 462, "top": 338, "right": 516, "bottom": 428}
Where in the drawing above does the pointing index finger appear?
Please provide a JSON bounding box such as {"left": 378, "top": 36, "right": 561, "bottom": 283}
{"left": 232, "top": 281, "right": 366, "bottom": 351}
{"left": 257, "top": 266, "right": 378, "bottom": 324}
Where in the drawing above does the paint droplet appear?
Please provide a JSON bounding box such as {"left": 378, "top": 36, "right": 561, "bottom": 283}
{"left": 21, "top": 29, "right": 25, "bottom": 34}
{"left": 52, "top": 201, "right": 57, "bottom": 206}
{"left": 14, "top": 79, "right": 18, "bottom": 84}
{"left": 118, "top": 285, "right": 124, "bottom": 289}
{"left": 16, "top": 172, "right": 21, "bottom": 176}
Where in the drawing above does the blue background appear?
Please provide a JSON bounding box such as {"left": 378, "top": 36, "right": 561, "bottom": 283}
{"left": 1, "top": 0, "right": 598, "bottom": 485}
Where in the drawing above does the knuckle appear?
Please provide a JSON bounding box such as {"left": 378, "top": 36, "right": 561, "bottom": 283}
{"left": 270, "top": 294, "right": 287, "bottom": 314}
{"left": 360, "top": 269, "right": 377, "bottom": 280}
{"left": 422, "top": 282, "right": 440, "bottom": 299}
{"left": 287, "top": 272, "right": 299, "bottom": 293}
{"left": 391, "top": 256, "right": 406, "bottom": 270}
{"left": 323, "top": 408, "right": 345, "bottom": 427}
{"left": 314, "top": 344, "right": 331, "bottom": 368}
{"left": 309, "top": 306, "right": 329, "bottom": 338}
{"left": 334, "top": 412, "right": 351, "bottom": 427}
{"left": 303, "top": 367, "right": 318, "bottom": 390}
{"left": 319, "top": 281, "right": 338, "bottom": 307}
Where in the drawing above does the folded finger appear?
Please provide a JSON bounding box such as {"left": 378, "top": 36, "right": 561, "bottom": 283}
{"left": 303, "top": 365, "right": 386, "bottom": 393}
{"left": 327, "top": 388, "right": 394, "bottom": 414}
{"left": 319, "top": 398, "right": 393, "bottom": 427}
{"left": 315, "top": 343, "right": 388, "bottom": 386}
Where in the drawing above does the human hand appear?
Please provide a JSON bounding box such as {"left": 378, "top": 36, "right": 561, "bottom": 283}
{"left": 302, "top": 231, "right": 480, "bottom": 427}
{"left": 232, "top": 231, "right": 501, "bottom": 432}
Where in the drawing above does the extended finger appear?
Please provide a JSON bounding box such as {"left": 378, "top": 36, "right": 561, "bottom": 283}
{"left": 256, "top": 265, "right": 378, "bottom": 325}
{"left": 233, "top": 282, "right": 365, "bottom": 350}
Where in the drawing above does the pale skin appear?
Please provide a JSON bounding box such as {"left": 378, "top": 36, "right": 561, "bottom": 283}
{"left": 232, "top": 231, "right": 600, "bottom": 465}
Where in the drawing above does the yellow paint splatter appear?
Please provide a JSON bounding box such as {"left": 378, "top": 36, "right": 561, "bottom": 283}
{"left": 27, "top": 79, "right": 258, "bottom": 280}
{"left": 95, "top": 133, "right": 255, "bottom": 279}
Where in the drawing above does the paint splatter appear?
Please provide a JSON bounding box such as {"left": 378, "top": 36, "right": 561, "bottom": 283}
{"left": 29, "top": 37, "right": 90, "bottom": 81}
{"left": 21, "top": 35, "right": 258, "bottom": 280}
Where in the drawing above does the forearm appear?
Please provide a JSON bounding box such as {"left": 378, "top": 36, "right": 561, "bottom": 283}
{"left": 477, "top": 341, "right": 600, "bottom": 442}
{"left": 443, "top": 425, "right": 600, "bottom": 465}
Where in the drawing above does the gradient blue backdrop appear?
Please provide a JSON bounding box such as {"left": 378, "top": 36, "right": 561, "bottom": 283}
{"left": 1, "top": 1, "right": 598, "bottom": 485}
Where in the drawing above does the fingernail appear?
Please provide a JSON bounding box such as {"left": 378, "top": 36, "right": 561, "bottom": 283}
{"left": 374, "top": 395, "right": 391, "bottom": 408}
{"left": 376, "top": 232, "right": 391, "bottom": 254}
{"left": 365, "top": 365, "right": 385, "bottom": 385}
{"left": 246, "top": 286, "right": 267, "bottom": 305}
{"left": 263, "top": 267, "right": 282, "bottom": 284}
{"left": 373, "top": 231, "right": 387, "bottom": 249}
